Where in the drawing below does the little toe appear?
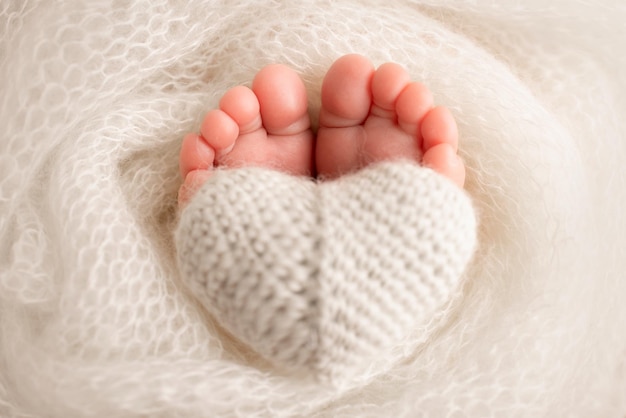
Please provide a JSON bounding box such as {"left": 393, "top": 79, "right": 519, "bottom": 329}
{"left": 420, "top": 106, "right": 458, "bottom": 152}
{"left": 370, "top": 62, "right": 411, "bottom": 119}
{"left": 421, "top": 107, "right": 464, "bottom": 187}
{"left": 319, "top": 54, "right": 375, "bottom": 128}
{"left": 178, "top": 169, "right": 213, "bottom": 208}
{"left": 422, "top": 143, "right": 465, "bottom": 187}
{"left": 179, "top": 133, "right": 216, "bottom": 179}
{"left": 178, "top": 133, "right": 216, "bottom": 209}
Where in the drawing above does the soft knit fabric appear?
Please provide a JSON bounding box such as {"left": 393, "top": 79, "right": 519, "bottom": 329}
{"left": 176, "top": 162, "right": 476, "bottom": 383}
{"left": 1, "top": 1, "right": 626, "bottom": 417}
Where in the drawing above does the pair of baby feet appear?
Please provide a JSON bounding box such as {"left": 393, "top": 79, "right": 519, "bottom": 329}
{"left": 178, "top": 54, "right": 465, "bottom": 206}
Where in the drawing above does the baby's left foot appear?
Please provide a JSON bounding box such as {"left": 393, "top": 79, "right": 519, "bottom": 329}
{"left": 178, "top": 64, "right": 314, "bottom": 207}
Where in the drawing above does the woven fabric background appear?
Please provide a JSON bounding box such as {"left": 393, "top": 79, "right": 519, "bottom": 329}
{"left": 1, "top": 1, "right": 625, "bottom": 416}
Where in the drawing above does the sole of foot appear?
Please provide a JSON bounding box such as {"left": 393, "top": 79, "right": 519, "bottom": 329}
{"left": 316, "top": 54, "right": 465, "bottom": 187}
{"left": 178, "top": 64, "right": 314, "bottom": 207}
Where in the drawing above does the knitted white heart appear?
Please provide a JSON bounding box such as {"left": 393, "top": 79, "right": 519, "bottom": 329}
{"left": 175, "top": 162, "right": 476, "bottom": 383}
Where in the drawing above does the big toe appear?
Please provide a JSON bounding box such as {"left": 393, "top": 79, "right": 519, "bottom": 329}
{"left": 319, "top": 54, "right": 375, "bottom": 128}
{"left": 252, "top": 64, "right": 310, "bottom": 136}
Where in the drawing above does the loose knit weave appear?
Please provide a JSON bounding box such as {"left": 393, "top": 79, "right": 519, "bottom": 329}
{"left": 176, "top": 162, "right": 476, "bottom": 382}
{"left": 1, "top": 1, "right": 625, "bottom": 417}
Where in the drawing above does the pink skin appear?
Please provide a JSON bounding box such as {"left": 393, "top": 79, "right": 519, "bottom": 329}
{"left": 178, "top": 54, "right": 465, "bottom": 207}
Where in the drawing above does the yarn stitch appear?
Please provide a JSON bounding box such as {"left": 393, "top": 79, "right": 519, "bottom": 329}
{"left": 176, "top": 161, "right": 477, "bottom": 383}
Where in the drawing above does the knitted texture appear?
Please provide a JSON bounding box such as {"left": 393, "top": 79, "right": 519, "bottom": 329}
{"left": 1, "top": 1, "right": 626, "bottom": 417}
{"left": 176, "top": 162, "right": 476, "bottom": 383}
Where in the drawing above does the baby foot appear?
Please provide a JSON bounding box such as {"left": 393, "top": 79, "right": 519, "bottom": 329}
{"left": 316, "top": 54, "right": 465, "bottom": 187}
{"left": 178, "top": 64, "right": 314, "bottom": 207}
{"left": 176, "top": 56, "right": 477, "bottom": 383}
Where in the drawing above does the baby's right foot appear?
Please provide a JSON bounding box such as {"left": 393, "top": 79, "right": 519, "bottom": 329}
{"left": 316, "top": 54, "right": 465, "bottom": 187}
{"left": 178, "top": 64, "right": 314, "bottom": 207}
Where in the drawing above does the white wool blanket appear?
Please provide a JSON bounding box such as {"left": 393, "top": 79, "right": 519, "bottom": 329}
{"left": 1, "top": 0, "right": 625, "bottom": 417}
